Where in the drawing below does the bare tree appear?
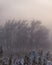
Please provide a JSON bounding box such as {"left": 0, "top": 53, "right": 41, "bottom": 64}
{"left": 0, "top": 20, "right": 50, "bottom": 53}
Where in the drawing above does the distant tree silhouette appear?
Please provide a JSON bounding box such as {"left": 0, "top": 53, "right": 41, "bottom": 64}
{"left": 0, "top": 20, "right": 50, "bottom": 53}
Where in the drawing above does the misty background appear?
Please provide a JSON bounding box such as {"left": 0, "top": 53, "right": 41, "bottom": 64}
{"left": 0, "top": 0, "right": 52, "bottom": 54}
{"left": 0, "top": 20, "right": 50, "bottom": 55}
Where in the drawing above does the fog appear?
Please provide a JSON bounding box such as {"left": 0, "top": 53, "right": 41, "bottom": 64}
{"left": 0, "top": 0, "right": 52, "bottom": 50}
{"left": 0, "top": 0, "right": 52, "bottom": 25}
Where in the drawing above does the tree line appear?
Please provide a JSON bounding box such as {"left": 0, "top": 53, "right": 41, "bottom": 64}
{"left": 0, "top": 20, "right": 50, "bottom": 53}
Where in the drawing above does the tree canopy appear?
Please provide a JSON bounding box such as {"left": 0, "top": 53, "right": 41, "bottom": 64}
{"left": 0, "top": 20, "right": 50, "bottom": 53}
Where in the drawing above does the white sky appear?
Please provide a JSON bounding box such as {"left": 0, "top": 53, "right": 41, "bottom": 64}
{"left": 0, "top": 0, "right": 52, "bottom": 28}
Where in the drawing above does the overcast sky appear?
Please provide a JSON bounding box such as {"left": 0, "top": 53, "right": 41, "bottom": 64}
{"left": 0, "top": 0, "right": 52, "bottom": 28}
